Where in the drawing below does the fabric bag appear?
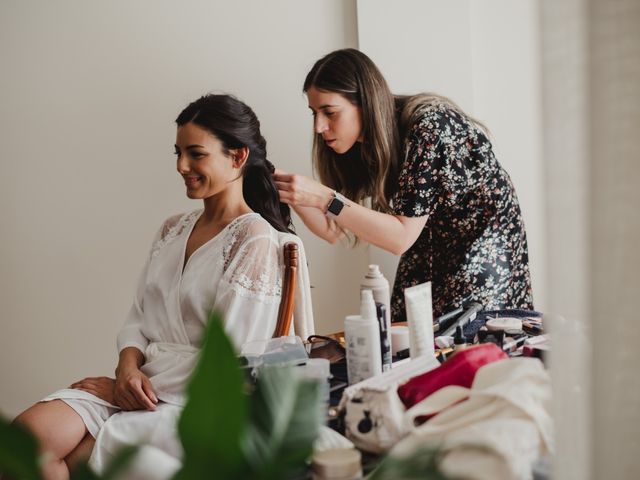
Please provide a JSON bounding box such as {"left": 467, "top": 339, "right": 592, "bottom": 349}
{"left": 337, "top": 356, "right": 439, "bottom": 453}
{"left": 339, "top": 345, "right": 509, "bottom": 454}
{"left": 391, "top": 358, "right": 553, "bottom": 480}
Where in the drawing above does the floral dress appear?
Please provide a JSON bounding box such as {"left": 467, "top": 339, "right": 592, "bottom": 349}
{"left": 390, "top": 102, "right": 533, "bottom": 321}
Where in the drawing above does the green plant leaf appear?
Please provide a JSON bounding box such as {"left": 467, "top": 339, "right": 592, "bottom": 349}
{"left": 70, "top": 445, "right": 138, "bottom": 480}
{"left": 174, "top": 310, "right": 248, "bottom": 480}
{"left": 0, "top": 414, "right": 42, "bottom": 480}
{"left": 367, "top": 446, "right": 450, "bottom": 480}
{"left": 242, "top": 365, "right": 323, "bottom": 480}
{"left": 69, "top": 462, "right": 100, "bottom": 480}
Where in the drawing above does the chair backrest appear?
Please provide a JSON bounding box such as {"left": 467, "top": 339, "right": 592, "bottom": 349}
{"left": 272, "top": 242, "right": 299, "bottom": 337}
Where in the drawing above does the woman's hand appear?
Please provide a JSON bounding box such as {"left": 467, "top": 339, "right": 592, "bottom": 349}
{"left": 114, "top": 365, "right": 158, "bottom": 411}
{"left": 70, "top": 376, "right": 116, "bottom": 405}
{"left": 273, "top": 169, "right": 334, "bottom": 210}
{"left": 113, "top": 346, "right": 158, "bottom": 411}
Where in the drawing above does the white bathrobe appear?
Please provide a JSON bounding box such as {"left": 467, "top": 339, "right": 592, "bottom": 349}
{"left": 42, "top": 210, "right": 314, "bottom": 476}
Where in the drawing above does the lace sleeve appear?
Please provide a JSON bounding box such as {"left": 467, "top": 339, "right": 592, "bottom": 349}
{"left": 220, "top": 229, "right": 282, "bottom": 304}
{"left": 214, "top": 217, "right": 283, "bottom": 348}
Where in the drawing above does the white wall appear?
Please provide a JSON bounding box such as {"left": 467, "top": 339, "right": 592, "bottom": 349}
{"left": 0, "top": 0, "right": 547, "bottom": 423}
{"left": 357, "top": 0, "right": 547, "bottom": 312}
{"left": 0, "top": 0, "right": 364, "bottom": 419}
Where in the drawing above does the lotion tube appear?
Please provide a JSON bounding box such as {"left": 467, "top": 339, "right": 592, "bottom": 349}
{"left": 404, "top": 282, "right": 435, "bottom": 358}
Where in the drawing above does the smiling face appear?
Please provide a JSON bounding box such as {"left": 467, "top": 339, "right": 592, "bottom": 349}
{"left": 306, "top": 86, "right": 364, "bottom": 154}
{"left": 175, "top": 122, "right": 239, "bottom": 199}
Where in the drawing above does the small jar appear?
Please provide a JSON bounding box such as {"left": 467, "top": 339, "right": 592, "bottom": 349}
{"left": 311, "top": 448, "right": 363, "bottom": 480}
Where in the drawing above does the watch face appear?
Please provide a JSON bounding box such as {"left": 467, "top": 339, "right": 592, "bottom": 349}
{"left": 328, "top": 197, "right": 345, "bottom": 216}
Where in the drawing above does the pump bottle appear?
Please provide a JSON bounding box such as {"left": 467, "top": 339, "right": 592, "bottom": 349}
{"left": 344, "top": 290, "right": 382, "bottom": 384}
{"left": 361, "top": 265, "right": 391, "bottom": 329}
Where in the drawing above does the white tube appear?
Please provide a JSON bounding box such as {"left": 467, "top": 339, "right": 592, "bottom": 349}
{"left": 404, "top": 282, "right": 435, "bottom": 358}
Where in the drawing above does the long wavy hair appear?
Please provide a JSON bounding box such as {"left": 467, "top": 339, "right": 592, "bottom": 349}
{"left": 304, "top": 49, "right": 489, "bottom": 213}
{"left": 176, "top": 94, "right": 293, "bottom": 233}
{"left": 304, "top": 48, "right": 399, "bottom": 213}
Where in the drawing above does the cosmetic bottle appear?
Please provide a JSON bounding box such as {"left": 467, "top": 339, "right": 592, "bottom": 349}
{"left": 361, "top": 265, "right": 391, "bottom": 331}
{"left": 344, "top": 291, "right": 382, "bottom": 384}
{"left": 376, "top": 302, "right": 392, "bottom": 372}
{"left": 404, "top": 282, "right": 435, "bottom": 358}
{"left": 453, "top": 326, "right": 469, "bottom": 351}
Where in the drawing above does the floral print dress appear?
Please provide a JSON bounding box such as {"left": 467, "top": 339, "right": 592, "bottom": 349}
{"left": 390, "top": 102, "right": 533, "bottom": 321}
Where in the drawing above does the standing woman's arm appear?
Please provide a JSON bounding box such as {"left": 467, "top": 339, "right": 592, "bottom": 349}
{"left": 289, "top": 205, "right": 344, "bottom": 244}
{"left": 274, "top": 169, "right": 427, "bottom": 255}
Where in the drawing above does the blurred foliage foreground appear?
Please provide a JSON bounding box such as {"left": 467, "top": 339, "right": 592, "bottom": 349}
{"left": 0, "top": 311, "right": 324, "bottom": 480}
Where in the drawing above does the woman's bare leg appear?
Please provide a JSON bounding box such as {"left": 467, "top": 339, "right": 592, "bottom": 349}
{"left": 13, "top": 400, "right": 88, "bottom": 480}
{"left": 64, "top": 434, "right": 95, "bottom": 475}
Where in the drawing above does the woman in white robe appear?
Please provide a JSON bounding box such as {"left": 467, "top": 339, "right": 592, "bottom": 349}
{"left": 13, "top": 94, "right": 313, "bottom": 480}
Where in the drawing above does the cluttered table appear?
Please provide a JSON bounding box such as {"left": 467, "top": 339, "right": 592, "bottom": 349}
{"left": 302, "top": 306, "right": 552, "bottom": 479}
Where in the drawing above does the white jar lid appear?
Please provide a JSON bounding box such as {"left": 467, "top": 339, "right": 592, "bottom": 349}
{"left": 311, "top": 448, "right": 362, "bottom": 479}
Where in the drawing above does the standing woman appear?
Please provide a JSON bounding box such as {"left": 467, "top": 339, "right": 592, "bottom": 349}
{"left": 274, "top": 48, "right": 533, "bottom": 321}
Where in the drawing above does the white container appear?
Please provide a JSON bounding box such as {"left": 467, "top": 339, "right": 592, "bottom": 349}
{"left": 404, "top": 282, "right": 435, "bottom": 358}
{"left": 361, "top": 289, "right": 392, "bottom": 372}
{"left": 344, "top": 311, "right": 382, "bottom": 385}
{"left": 390, "top": 325, "right": 410, "bottom": 356}
{"left": 360, "top": 264, "right": 391, "bottom": 330}
{"left": 298, "top": 358, "right": 331, "bottom": 419}
{"left": 311, "top": 448, "right": 362, "bottom": 479}
{"left": 360, "top": 289, "right": 377, "bottom": 323}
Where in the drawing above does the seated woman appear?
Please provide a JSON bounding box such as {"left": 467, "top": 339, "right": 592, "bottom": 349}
{"left": 13, "top": 94, "right": 313, "bottom": 480}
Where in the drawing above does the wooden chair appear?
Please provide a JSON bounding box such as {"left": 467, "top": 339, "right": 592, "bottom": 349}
{"left": 272, "top": 242, "right": 299, "bottom": 338}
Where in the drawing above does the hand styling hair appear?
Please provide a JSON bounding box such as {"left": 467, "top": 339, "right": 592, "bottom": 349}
{"left": 176, "top": 94, "right": 293, "bottom": 233}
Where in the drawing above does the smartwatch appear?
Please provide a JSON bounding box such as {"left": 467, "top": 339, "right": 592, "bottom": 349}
{"left": 325, "top": 191, "right": 348, "bottom": 218}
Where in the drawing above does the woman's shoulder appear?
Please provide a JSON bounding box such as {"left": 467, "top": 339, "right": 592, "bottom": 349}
{"left": 225, "top": 213, "right": 279, "bottom": 245}
{"left": 222, "top": 214, "right": 283, "bottom": 270}
{"left": 159, "top": 209, "right": 200, "bottom": 239}
{"left": 409, "top": 100, "right": 467, "bottom": 135}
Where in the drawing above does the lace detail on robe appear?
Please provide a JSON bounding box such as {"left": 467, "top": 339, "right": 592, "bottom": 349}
{"left": 149, "top": 210, "right": 283, "bottom": 304}
{"left": 150, "top": 211, "right": 199, "bottom": 259}
{"left": 218, "top": 215, "right": 282, "bottom": 305}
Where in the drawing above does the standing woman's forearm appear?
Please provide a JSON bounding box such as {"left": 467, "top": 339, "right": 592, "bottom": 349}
{"left": 274, "top": 169, "right": 427, "bottom": 254}
{"left": 292, "top": 205, "right": 344, "bottom": 243}
{"left": 330, "top": 198, "right": 427, "bottom": 255}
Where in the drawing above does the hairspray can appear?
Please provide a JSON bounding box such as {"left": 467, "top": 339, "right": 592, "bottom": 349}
{"left": 361, "top": 264, "right": 391, "bottom": 331}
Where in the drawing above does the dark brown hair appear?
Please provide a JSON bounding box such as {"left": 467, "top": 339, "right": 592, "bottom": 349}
{"left": 176, "top": 94, "right": 293, "bottom": 233}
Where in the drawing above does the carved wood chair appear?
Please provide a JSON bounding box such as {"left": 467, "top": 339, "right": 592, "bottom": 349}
{"left": 272, "top": 242, "right": 299, "bottom": 338}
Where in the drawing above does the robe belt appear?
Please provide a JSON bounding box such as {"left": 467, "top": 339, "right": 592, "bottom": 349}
{"left": 145, "top": 342, "right": 198, "bottom": 362}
